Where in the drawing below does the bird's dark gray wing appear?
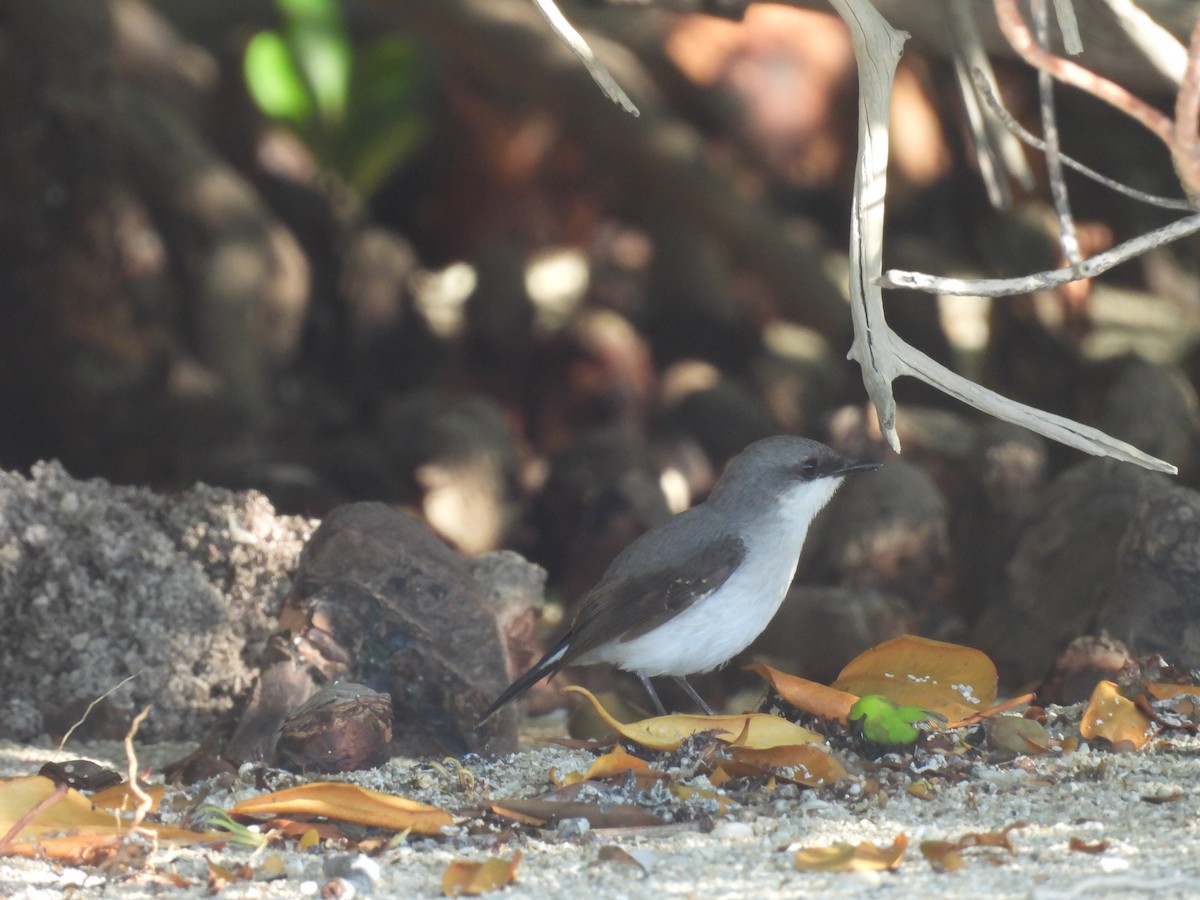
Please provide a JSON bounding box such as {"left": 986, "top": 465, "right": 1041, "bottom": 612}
{"left": 560, "top": 534, "right": 747, "bottom": 665}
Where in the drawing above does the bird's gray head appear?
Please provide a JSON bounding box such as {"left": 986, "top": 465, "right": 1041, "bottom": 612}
{"left": 706, "top": 436, "right": 881, "bottom": 517}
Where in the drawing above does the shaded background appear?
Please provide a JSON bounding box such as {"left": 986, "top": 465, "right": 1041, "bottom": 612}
{"left": 3, "top": 0, "right": 1200, "bottom": 698}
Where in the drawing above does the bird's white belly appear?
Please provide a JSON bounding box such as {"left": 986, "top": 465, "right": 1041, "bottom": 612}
{"left": 598, "top": 548, "right": 799, "bottom": 676}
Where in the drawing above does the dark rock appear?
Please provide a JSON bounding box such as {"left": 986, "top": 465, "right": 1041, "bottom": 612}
{"left": 798, "top": 459, "right": 953, "bottom": 629}
{"left": 972, "top": 459, "right": 1172, "bottom": 688}
{"left": 952, "top": 422, "right": 1049, "bottom": 625}
{"left": 1096, "top": 359, "right": 1200, "bottom": 483}
{"left": 659, "top": 361, "right": 779, "bottom": 471}
{"left": 1097, "top": 480, "right": 1200, "bottom": 667}
{"left": 466, "top": 551, "right": 547, "bottom": 686}
{"left": 281, "top": 502, "right": 519, "bottom": 756}
{"left": 276, "top": 682, "right": 394, "bottom": 774}
{"left": 378, "top": 392, "right": 521, "bottom": 555}
{"left": 746, "top": 586, "right": 914, "bottom": 684}
{"left": 532, "top": 430, "right": 672, "bottom": 602}
{"left": 1039, "top": 633, "right": 1139, "bottom": 707}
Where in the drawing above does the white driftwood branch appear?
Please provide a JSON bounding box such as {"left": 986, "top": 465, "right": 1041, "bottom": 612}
{"left": 880, "top": 212, "right": 1200, "bottom": 296}
{"left": 1098, "top": 0, "right": 1188, "bottom": 85}
{"left": 825, "top": 0, "right": 1176, "bottom": 474}
{"left": 530, "top": 0, "right": 641, "bottom": 116}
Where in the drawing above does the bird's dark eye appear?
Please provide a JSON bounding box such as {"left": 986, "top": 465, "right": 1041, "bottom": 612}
{"left": 797, "top": 460, "right": 819, "bottom": 479}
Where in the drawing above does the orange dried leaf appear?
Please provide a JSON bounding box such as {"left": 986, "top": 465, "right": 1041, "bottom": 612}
{"left": 724, "top": 745, "right": 847, "bottom": 788}
{"left": 920, "top": 839, "right": 965, "bottom": 871}
{"left": 745, "top": 662, "right": 859, "bottom": 723}
{"left": 833, "top": 635, "right": 997, "bottom": 721}
{"left": 1068, "top": 837, "right": 1111, "bottom": 854}
{"left": 795, "top": 834, "right": 907, "bottom": 872}
{"left": 1080, "top": 681, "right": 1152, "bottom": 750}
{"left": 442, "top": 851, "right": 522, "bottom": 896}
{"left": 563, "top": 685, "right": 822, "bottom": 751}
{"left": 90, "top": 783, "right": 163, "bottom": 814}
{"left": 229, "top": 783, "right": 454, "bottom": 834}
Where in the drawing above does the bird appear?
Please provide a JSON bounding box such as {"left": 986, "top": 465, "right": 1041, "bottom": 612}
{"left": 477, "top": 436, "right": 881, "bottom": 724}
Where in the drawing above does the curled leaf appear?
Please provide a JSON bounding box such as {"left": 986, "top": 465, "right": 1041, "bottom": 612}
{"left": 563, "top": 686, "right": 822, "bottom": 751}
{"left": 795, "top": 834, "right": 907, "bottom": 872}
{"left": 229, "top": 782, "right": 454, "bottom": 834}
{"left": 1080, "top": 681, "right": 1152, "bottom": 750}
{"left": 443, "top": 851, "right": 522, "bottom": 896}
{"left": 744, "top": 663, "right": 858, "bottom": 723}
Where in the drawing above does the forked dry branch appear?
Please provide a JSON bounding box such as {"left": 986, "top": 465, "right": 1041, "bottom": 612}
{"left": 537, "top": 0, "right": 1193, "bottom": 473}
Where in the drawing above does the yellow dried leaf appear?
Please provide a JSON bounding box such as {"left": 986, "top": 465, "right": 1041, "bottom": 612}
{"left": 563, "top": 685, "right": 822, "bottom": 751}
{"left": 555, "top": 745, "right": 652, "bottom": 787}
{"left": 795, "top": 834, "right": 907, "bottom": 872}
{"left": 442, "top": 851, "right": 522, "bottom": 896}
{"left": 229, "top": 782, "right": 454, "bottom": 834}
{"left": 1080, "top": 681, "right": 1152, "bottom": 750}
{"left": 745, "top": 662, "right": 859, "bottom": 723}
{"left": 832, "top": 635, "right": 997, "bottom": 721}
{"left": 90, "top": 783, "right": 163, "bottom": 814}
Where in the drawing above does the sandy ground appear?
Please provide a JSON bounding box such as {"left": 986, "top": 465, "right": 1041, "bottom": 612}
{"left": 2, "top": 721, "right": 1198, "bottom": 899}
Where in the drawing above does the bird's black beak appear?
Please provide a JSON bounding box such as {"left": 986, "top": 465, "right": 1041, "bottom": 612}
{"left": 831, "top": 458, "right": 883, "bottom": 477}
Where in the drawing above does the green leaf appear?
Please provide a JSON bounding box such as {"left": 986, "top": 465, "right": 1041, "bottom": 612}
{"left": 848, "top": 694, "right": 931, "bottom": 748}
{"left": 244, "top": 30, "right": 314, "bottom": 125}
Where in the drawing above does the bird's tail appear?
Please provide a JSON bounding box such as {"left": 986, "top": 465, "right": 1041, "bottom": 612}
{"left": 475, "top": 633, "right": 572, "bottom": 727}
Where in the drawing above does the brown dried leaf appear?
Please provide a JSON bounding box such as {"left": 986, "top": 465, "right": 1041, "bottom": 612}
{"left": 794, "top": 834, "right": 907, "bottom": 872}
{"left": 744, "top": 663, "right": 858, "bottom": 723}
{"left": 1068, "top": 837, "right": 1111, "bottom": 853}
{"left": 229, "top": 782, "right": 454, "bottom": 834}
{"left": 489, "top": 798, "right": 662, "bottom": 829}
{"left": 442, "top": 852, "right": 522, "bottom": 896}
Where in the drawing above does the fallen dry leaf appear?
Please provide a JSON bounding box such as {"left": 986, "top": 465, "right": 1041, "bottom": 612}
{"left": 228, "top": 782, "right": 454, "bottom": 834}
{"left": 1068, "top": 837, "right": 1111, "bottom": 853}
{"left": 0, "top": 775, "right": 212, "bottom": 860}
{"left": 489, "top": 797, "right": 662, "bottom": 830}
{"left": 744, "top": 663, "right": 858, "bottom": 723}
{"left": 1080, "top": 681, "right": 1152, "bottom": 750}
{"left": 920, "top": 823, "right": 1023, "bottom": 871}
{"left": 552, "top": 745, "right": 651, "bottom": 787}
{"left": 717, "top": 744, "right": 847, "bottom": 788}
{"left": 794, "top": 834, "right": 907, "bottom": 872}
{"left": 563, "top": 685, "right": 823, "bottom": 751}
{"left": 832, "top": 635, "right": 997, "bottom": 722}
{"left": 442, "top": 852, "right": 521, "bottom": 896}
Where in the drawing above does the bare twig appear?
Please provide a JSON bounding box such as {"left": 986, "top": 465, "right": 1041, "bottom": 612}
{"left": 530, "top": 0, "right": 640, "bottom": 116}
{"left": 994, "top": 0, "right": 1176, "bottom": 146}
{"left": 1034, "top": 0, "right": 1082, "bottom": 266}
{"left": 1097, "top": 0, "right": 1188, "bottom": 85}
{"left": 994, "top": 0, "right": 1200, "bottom": 203}
{"left": 943, "top": 0, "right": 1034, "bottom": 209}
{"left": 56, "top": 671, "right": 143, "bottom": 756}
{"left": 1174, "top": 19, "right": 1200, "bottom": 203}
{"left": 880, "top": 212, "right": 1200, "bottom": 296}
{"left": 972, "top": 71, "right": 1193, "bottom": 210}
{"left": 1050, "top": 0, "right": 1083, "bottom": 54}
{"left": 0, "top": 782, "right": 69, "bottom": 853}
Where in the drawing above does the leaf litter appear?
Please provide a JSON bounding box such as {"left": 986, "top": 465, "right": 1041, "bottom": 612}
{"left": 4, "top": 635, "right": 1200, "bottom": 895}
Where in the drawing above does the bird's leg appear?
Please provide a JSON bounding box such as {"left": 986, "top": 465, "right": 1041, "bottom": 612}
{"left": 673, "top": 676, "right": 716, "bottom": 716}
{"left": 636, "top": 671, "right": 668, "bottom": 715}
